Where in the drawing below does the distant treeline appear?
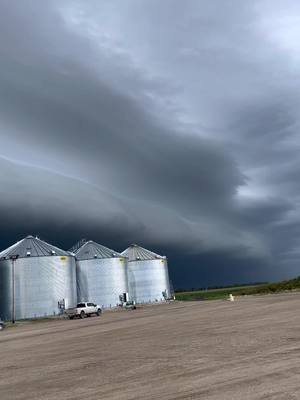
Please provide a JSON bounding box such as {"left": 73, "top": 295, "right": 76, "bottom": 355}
{"left": 238, "top": 276, "right": 300, "bottom": 295}
{"left": 175, "top": 281, "right": 267, "bottom": 293}
{"left": 175, "top": 276, "right": 300, "bottom": 301}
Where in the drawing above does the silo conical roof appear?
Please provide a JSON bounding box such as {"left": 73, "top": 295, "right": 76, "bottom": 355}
{"left": 121, "top": 244, "right": 165, "bottom": 261}
{"left": 0, "top": 235, "right": 70, "bottom": 259}
{"left": 74, "top": 240, "right": 123, "bottom": 261}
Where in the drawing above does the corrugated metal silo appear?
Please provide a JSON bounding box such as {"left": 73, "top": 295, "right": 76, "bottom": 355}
{"left": 74, "top": 240, "right": 128, "bottom": 308}
{"left": 0, "top": 236, "right": 77, "bottom": 321}
{"left": 121, "top": 244, "right": 171, "bottom": 303}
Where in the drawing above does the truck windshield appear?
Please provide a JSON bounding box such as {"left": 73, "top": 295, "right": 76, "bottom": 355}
{"left": 77, "top": 303, "right": 86, "bottom": 308}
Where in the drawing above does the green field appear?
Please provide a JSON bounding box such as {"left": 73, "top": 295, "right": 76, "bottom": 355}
{"left": 175, "top": 277, "right": 300, "bottom": 301}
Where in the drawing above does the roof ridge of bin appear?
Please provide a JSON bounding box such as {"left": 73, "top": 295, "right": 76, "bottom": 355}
{"left": 0, "top": 235, "right": 70, "bottom": 259}
{"left": 74, "top": 240, "right": 124, "bottom": 260}
{"left": 121, "top": 244, "right": 165, "bottom": 261}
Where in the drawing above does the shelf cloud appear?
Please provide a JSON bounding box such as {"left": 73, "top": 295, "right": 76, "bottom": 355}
{"left": 1, "top": 0, "right": 300, "bottom": 286}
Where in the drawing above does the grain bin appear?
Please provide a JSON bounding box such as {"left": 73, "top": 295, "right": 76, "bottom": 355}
{"left": 74, "top": 240, "right": 128, "bottom": 308}
{"left": 121, "top": 244, "right": 171, "bottom": 303}
{"left": 0, "top": 236, "right": 77, "bottom": 321}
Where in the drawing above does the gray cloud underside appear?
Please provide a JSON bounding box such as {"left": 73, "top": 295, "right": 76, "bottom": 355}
{"left": 1, "top": 0, "right": 300, "bottom": 272}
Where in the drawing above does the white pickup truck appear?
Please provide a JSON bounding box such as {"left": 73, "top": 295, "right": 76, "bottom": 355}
{"left": 0, "top": 319, "right": 5, "bottom": 330}
{"left": 65, "top": 302, "right": 102, "bottom": 319}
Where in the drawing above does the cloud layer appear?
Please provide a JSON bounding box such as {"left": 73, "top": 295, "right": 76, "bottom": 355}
{"left": 1, "top": 0, "right": 300, "bottom": 286}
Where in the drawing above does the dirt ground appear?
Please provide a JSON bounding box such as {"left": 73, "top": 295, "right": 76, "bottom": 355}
{"left": 1, "top": 294, "right": 300, "bottom": 400}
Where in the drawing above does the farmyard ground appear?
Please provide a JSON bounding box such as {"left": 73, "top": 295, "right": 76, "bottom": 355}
{"left": 1, "top": 294, "right": 300, "bottom": 399}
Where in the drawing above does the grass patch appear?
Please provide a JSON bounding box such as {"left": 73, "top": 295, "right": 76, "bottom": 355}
{"left": 175, "top": 277, "right": 300, "bottom": 301}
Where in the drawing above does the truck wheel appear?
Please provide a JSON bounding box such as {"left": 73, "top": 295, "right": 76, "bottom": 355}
{"left": 69, "top": 316, "right": 74, "bottom": 320}
{"left": 97, "top": 309, "right": 102, "bottom": 316}
{"left": 80, "top": 311, "right": 85, "bottom": 319}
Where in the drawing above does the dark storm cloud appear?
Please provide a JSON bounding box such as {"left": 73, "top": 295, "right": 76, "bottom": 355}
{"left": 1, "top": 0, "right": 300, "bottom": 286}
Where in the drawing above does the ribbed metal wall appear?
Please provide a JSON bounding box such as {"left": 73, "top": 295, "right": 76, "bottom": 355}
{"left": 76, "top": 257, "right": 128, "bottom": 308}
{"left": 127, "top": 258, "right": 171, "bottom": 303}
{"left": 0, "top": 256, "right": 77, "bottom": 320}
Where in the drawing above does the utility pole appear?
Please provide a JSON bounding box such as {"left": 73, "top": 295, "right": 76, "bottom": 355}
{"left": 10, "top": 255, "right": 19, "bottom": 324}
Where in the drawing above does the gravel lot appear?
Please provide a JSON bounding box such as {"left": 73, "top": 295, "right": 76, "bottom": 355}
{"left": 1, "top": 294, "right": 300, "bottom": 400}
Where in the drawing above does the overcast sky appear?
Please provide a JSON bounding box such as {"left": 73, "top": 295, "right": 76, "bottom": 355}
{"left": 1, "top": 0, "right": 300, "bottom": 288}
